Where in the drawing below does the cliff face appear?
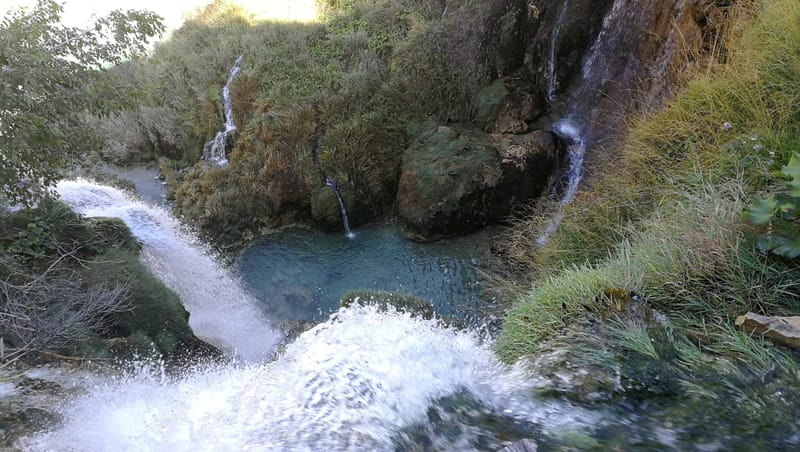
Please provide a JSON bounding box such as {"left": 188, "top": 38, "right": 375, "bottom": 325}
{"left": 506, "top": 0, "right": 732, "bottom": 142}
{"left": 148, "top": 0, "right": 739, "bottom": 243}
{"left": 394, "top": 0, "right": 737, "bottom": 239}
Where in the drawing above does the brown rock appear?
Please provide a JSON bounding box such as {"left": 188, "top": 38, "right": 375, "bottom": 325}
{"left": 735, "top": 312, "right": 800, "bottom": 350}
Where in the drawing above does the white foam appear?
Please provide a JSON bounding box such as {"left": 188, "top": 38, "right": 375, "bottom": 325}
{"left": 56, "top": 179, "right": 280, "bottom": 362}
{"left": 23, "top": 306, "right": 594, "bottom": 451}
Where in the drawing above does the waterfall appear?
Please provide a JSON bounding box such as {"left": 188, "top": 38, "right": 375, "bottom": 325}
{"left": 325, "top": 176, "right": 356, "bottom": 239}
{"left": 536, "top": 119, "right": 585, "bottom": 245}
{"left": 202, "top": 55, "right": 244, "bottom": 166}
{"left": 55, "top": 179, "right": 280, "bottom": 362}
{"left": 22, "top": 305, "right": 596, "bottom": 451}
{"left": 537, "top": 0, "right": 629, "bottom": 245}
{"left": 546, "top": 0, "right": 570, "bottom": 101}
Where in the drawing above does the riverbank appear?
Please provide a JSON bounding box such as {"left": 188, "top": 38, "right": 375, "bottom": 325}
{"left": 495, "top": 0, "right": 800, "bottom": 431}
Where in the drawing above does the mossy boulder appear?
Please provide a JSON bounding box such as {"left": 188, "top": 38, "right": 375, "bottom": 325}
{"left": 396, "top": 127, "right": 562, "bottom": 240}
{"left": 474, "top": 78, "right": 542, "bottom": 134}
{"left": 341, "top": 289, "right": 435, "bottom": 319}
{"left": 310, "top": 184, "right": 363, "bottom": 232}
{"left": 81, "top": 248, "right": 219, "bottom": 362}
{"left": 310, "top": 186, "right": 342, "bottom": 228}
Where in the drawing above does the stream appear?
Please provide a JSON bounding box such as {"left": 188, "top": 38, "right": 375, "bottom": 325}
{"left": 1, "top": 179, "right": 795, "bottom": 450}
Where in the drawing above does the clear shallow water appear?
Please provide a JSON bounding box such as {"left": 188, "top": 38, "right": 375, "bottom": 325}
{"left": 238, "top": 226, "right": 493, "bottom": 324}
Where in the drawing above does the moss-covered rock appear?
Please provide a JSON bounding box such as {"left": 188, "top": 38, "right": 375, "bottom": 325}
{"left": 81, "top": 248, "right": 206, "bottom": 359}
{"left": 396, "top": 127, "right": 562, "bottom": 240}
{"left": 473, "top": 80, "right": 509, "bottom": 130}
{"left": 85, "top": 217, "right": 142, "bottom": 253}
{"left": 341, "top": 289, "right": 435, "bottom": 319}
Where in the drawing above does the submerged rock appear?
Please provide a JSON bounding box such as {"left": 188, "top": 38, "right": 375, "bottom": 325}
{"left": 521, "top": 347, "right": 619, "bottom": 403}
{"left": 499, "top": 438, "right": 538, "bottom": 452}
{"left": 397, "top": 127, "right": 561, "bottom": 240}
{"left": 735, "top": 313, "right": 800, "bottom": 350}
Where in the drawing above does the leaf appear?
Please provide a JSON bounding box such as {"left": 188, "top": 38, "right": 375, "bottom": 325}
{"left": 789, "top": 180, "right": 800, "bottom": 198}
{"left": 773, "top": 233, "right": 800, "bottom": 259}
{"left": 746, "top": 195, "right": 778, "bottom": 225}
{"left": 757, "top": 234, "right": 787, "bottom": 253}
{"left": 781, "top": 152, "right": 800, "bottom": 181}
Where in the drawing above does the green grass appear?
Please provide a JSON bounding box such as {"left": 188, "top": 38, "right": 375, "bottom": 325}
{"left": 497, "top": 0, "right": 800, "bottom": 368}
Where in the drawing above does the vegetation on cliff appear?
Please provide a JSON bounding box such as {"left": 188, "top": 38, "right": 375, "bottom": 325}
{"left": 0, "top": 201, "right": 207, "bottom": 366}
{"left": 496, "top": 0, "right": 800, "bottom": 393}
{"left": 96, "top": 0, "right": 532, "bottom": 246}
{"left": 0, "top": 0, "right": 164, "bottom": 206}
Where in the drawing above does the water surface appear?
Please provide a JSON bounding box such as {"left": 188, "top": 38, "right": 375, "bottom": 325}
{"left": 239, "top": 226, "right": 493, "bottom": 324}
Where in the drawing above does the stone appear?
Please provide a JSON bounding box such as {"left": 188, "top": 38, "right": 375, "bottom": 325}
{"left": 396, "top": 127, "right": 562, "bottom": 240}
{"left": 521, "top": 347, "right": 619, "bottom": 403}
{"left": 735, "top": 313, "right": 800, "bottom": 350}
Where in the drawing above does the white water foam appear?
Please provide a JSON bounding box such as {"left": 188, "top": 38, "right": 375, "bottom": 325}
{"left": 55, "top": 179, "right": 280, "bottom": 362}
{"left": 23, "top": 306, "right": 595, "bottom": 451}
{"left": 537, "top": 118, "right": 586, "bottom": 245}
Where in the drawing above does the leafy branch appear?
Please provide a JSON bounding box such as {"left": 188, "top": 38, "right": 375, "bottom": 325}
{"left": 746, "top": 152, "right": 800, "bottom": 258}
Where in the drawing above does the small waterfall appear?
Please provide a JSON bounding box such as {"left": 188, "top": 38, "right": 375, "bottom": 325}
{"left": 546, "top": 0, "right": 570, "bottom": 101}
{"left": 536, "top": 119, "right": 585, "bottom": 245}
{"left": 202, "top": 55, "right": 244, "bottom": 166}
{"left": 23, "top": 305, "right": 596, "bottom": 451}
{"left": 55, "top": 179, "right": 279, "bottom": 362}
{"left": 325, "top": 176, "right": 356, "bottom": 239}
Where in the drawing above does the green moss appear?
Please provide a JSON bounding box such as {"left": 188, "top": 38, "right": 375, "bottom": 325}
{"left": 472, "top": 80, "right": 508, "bottom": 130}
{"left": 404, "top": 127, "right": 496, "bottom": 196}
{"left": 82, "top": 248, "right": 194, "bottom": 357}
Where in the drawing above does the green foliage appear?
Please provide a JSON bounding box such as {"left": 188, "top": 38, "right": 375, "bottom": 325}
{"left": 82, "top": 248, "right": 194, "bottom": 356}
{"left": 94, "top": 0, "right": 510, "bottom": 246}
{"left": 0, "top": 201, "right": 91, "bottom": 266}
{"left": 0, "top": 202, "right": 197, "bottom": 360}
{"left": 746, "top": 152, "right": 800, "bottom": 257}
{"left": 0, "top": 0, "right": 164, "bottom": 205}
{"left": 497, "top": 0, "right": 800, "bottom": 365}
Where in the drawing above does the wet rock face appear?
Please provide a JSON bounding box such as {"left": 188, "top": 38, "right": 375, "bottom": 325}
{"left": 396, "top": 127, "right": 561, "bottom": 240}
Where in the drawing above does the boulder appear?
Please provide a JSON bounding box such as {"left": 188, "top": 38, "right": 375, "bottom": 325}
{"left": 521, "top": 347, "right": 619, "bottom": 403}
{"left": 397, "top": 127, "right": 562, "bottom": 240}
{"left": 735, "top": 313, "right": 800, "bottom": 350}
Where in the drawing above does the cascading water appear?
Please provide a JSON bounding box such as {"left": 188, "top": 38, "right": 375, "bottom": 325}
{"left": 537, "top": 0, "right": 627, "bottom": 245}
{"left": 202, "top": 55, "right": 243, "bottom": 166}
{"left": 536, "top": 119, "right": 585, "bottom": 245}
{"left": 55, "top": 179, "right": 279, "bottom": 361}
{"left": 325, "top": 176, "right": 356, "bottom": 239}
{"left": 546, "top": 0, "right": 570, "bottom": 101}
{"left": 19, "top": 180, "right": 599, "bottom": 450}
{"left": 22, "top": 305, "right": 596, "bottom": 451}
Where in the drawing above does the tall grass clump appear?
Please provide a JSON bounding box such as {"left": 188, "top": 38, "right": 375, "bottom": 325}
{"left": 498, "top": 0, "right": 800, "bottom": 363}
